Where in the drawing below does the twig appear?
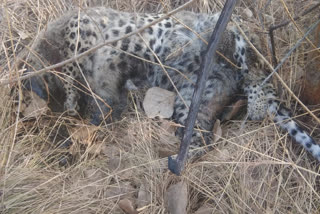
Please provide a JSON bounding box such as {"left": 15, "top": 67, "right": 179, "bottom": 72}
{"left": 279, "top": 0, "right": 320, "bottom": 52}
{"left": 269, "top": 3, "right": 320, "bottom": 65}
{"left": 0, "top": 0, "right": 196, "bottom": 86}
{"left": 168, "top": 0, "right": 237, "bottom": 176}
{"left": 263, "top": 19, "right": 320, "bottom": 85}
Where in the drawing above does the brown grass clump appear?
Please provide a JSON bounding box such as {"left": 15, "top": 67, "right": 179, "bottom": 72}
{"left": 1, "top": 0, "right": 320, "bottom": 213}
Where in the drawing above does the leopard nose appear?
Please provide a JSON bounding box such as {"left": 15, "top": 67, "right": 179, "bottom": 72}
{"left": 23, "top": 71, "right": 48, "bottom": 100}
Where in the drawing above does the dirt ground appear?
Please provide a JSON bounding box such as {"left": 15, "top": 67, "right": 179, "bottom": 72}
{"left": 1, "top": 0, "right": 320, "bottom": 213}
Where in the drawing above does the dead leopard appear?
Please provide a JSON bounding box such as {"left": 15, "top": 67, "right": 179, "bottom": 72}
{"left": 19, "top": 7, "right": 320, "bottom": 163}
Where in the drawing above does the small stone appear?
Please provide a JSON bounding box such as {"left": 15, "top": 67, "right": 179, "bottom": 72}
{"left": 143, "top": 87, "right": 175, "bottom": 119}
{"left": 243, "top": 8, "right": 253, "bottom": 18}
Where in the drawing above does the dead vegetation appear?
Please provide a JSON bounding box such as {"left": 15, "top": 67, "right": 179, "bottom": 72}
{"left": 1, "top": 0, "right": 320, "bottom": 213}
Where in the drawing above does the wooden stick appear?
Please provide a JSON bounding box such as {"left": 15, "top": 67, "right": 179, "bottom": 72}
{"left": 168, "top": 0, "right": 238, "bottom": 176}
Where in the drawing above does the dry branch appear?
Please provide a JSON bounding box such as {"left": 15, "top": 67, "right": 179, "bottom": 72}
{"left": 269, "top": 3, "right": 320, "bottom": 65}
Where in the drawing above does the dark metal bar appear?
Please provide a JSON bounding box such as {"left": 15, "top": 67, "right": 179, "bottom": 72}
{"left": 168, "top": 0, "right": 238, "bottom": 175}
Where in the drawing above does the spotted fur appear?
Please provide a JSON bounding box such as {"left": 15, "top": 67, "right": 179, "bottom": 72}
{"left": 21, "top": 7, "right": 320, "bottom": 162}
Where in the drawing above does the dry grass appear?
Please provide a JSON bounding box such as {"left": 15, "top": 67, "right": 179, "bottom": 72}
{"left": 1, "top": 0, "right": 320, "bottom": 213}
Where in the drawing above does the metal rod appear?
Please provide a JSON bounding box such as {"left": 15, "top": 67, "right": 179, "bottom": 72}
{"left": 168, "top": 0, "right": 238, "bottom": 175}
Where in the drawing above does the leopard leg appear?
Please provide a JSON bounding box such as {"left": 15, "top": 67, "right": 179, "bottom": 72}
{"left": 266, "top": 92, "right": 320, "bottom": 162}
{"left": 244, "top": 73, "right": 320, "bottom": 162}
{"left": 239, "top": 29, "right": 320, "bottom": 162}
{"left": 61, "top": 65, "right": 80, "bottom": 116}
{"left": 173, "top": 64, "right": 240, "bottom": 154}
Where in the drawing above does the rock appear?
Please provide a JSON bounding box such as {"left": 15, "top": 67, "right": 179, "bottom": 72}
{"left": 165, "top": 181, "right": 188, "bottom": 214}
{"left": 143, "top": 87, "right": 175, "bottom": 119}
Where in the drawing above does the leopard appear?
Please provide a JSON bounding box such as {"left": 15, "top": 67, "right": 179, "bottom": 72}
{"left": 19, "top": 7, "right": 320, "bottom": 162}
